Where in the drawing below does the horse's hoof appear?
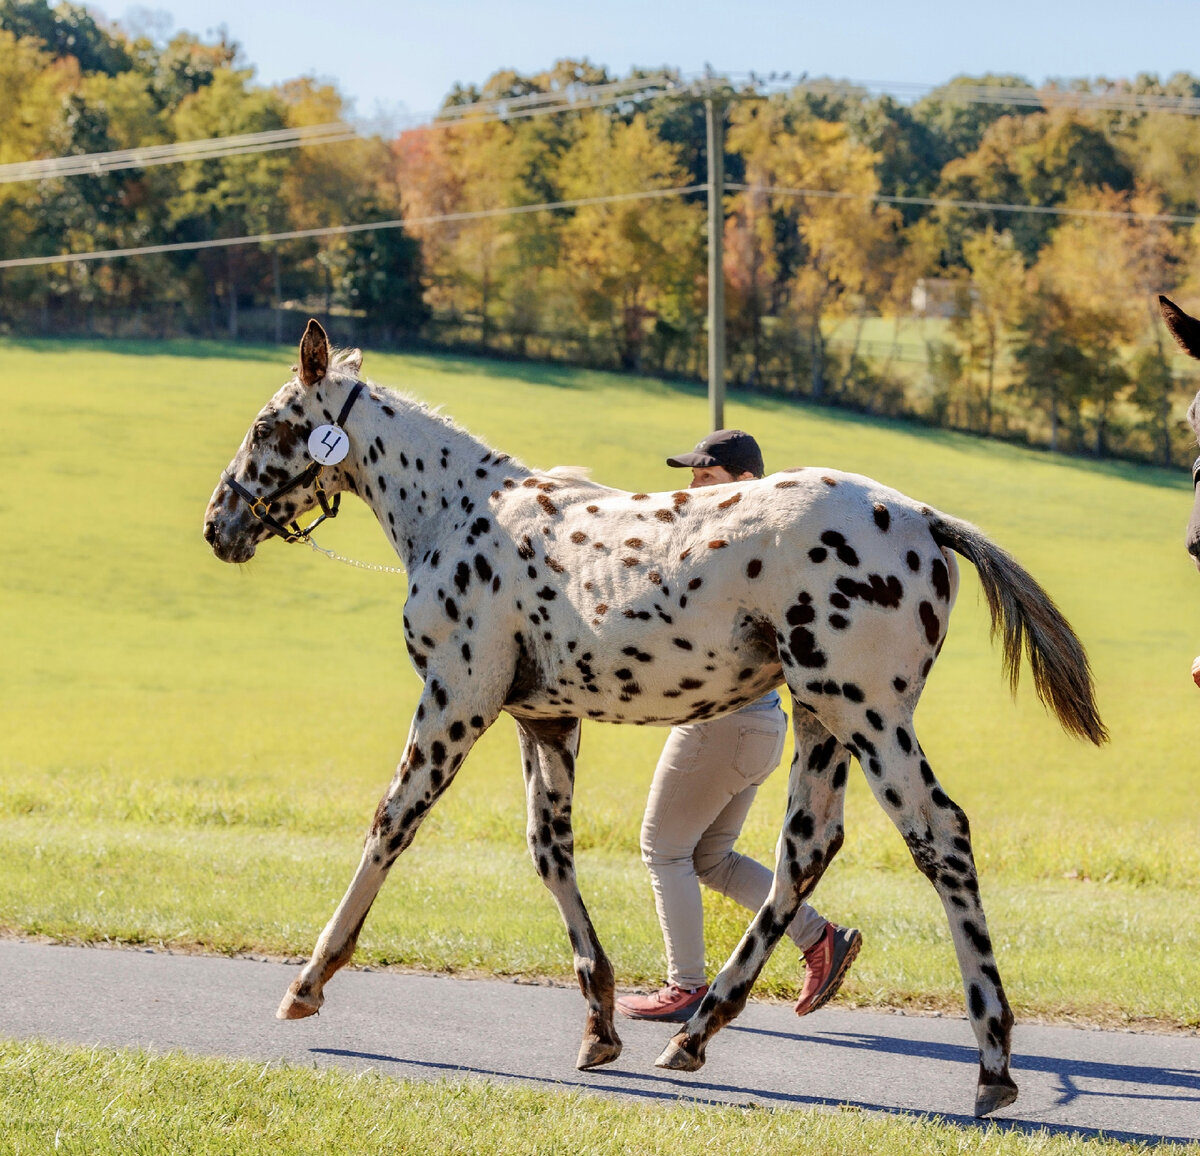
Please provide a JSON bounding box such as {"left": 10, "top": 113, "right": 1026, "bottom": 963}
{"left": 974, "top": 1077, "right": 1018, "bottom": 1117}
{"left": 576, "top": 1036, "right": 622, "bottom": 1070}
{"left": 655, "top": 1033, "right": 705, "bottom": 1072}
{"left": 277, "top": 987, "right": 321, "bottom": 1020}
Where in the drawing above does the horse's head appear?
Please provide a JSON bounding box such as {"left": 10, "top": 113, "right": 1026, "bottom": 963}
{"left": 1158, "top": 296, "right": 1200, "bottom": 569}
{"left": 203, "top": 319, "right": 364, "bottom": 564}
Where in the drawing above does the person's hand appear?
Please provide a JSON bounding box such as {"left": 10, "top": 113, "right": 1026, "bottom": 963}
{"left": 1192, "top": 656, "right": 1200, "bottom": 688}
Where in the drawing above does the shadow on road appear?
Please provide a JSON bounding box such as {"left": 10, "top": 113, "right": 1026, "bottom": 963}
{"left": 310, "top": 1044, "right": 1199, "bottom": 1147}
{"left": 740, "top": 1022, "right": 1200, "bottom": 1101}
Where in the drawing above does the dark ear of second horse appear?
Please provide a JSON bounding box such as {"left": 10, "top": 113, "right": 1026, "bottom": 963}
{"left": 299, "top": 319, "right": 330, "bottom": 387}
{"left": 1159, "top": 296, "right": 1200, "bottom": 360}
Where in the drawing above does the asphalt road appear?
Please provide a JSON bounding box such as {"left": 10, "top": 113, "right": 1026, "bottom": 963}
{"left": 2, "top": 940, "right": 1198, "bottom": 1144}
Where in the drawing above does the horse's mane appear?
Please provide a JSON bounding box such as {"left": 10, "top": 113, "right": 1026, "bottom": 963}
{"left": 324, "top": 366, "right": 613, "bottom": 492}
{"left": 324, "top": 367, "right": 537, "bottom": 469}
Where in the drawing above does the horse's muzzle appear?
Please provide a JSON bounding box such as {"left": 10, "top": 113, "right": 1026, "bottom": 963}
{"left": 204, "top": 490, "right": 262, "bottom": 564}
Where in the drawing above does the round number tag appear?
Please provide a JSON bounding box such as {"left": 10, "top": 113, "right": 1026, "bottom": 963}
{"left": 308, "top": 424, "right": 350, "bottom": 465}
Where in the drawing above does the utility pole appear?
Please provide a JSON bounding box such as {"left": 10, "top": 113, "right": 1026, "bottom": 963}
{"left": 705, "top": 94, "right": 726, "bottom": 432}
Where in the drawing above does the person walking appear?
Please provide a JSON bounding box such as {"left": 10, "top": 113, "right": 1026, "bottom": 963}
{"left": 616, "top": 429, "right": 862, "bottom": 1024}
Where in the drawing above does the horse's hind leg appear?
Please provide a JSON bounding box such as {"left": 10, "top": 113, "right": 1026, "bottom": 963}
{"left": 514, "top": 717, "right": 621, "bottom": 1071}
{"left": 856, "top": 713, "right": 1017, "bottom": 1117}
{"left": 656, "top": 707, "right": 850, "bottom": 1073}
{"left": 277, "top": 681, "right": 495, "bottom": 1020}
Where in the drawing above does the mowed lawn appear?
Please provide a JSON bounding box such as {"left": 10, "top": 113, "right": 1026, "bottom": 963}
{"left": 3, "top": 334, "right": 1200, "bottom": 1036}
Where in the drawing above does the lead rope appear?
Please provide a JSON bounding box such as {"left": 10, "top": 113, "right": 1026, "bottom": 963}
{"left": 306, "top": 536, "right": 407, "bottom": 575}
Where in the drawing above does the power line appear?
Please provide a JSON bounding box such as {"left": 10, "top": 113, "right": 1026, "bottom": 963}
{"left": 0, "top": 74, "right": 682, "bottom": 187}
{"left": 0, "top": 123, "right": 358, "bottom": 185}
{"left": 727, "top": 75, "right": 1200, "bottom": 116}
{"left": 432, "top": 73, "right": 682, "bottom": 123}
{"left": 727, "top": 182, "right": 1197, "bottom": 225}
{"left": 0, "top": 185, "right": 706, "bottom": 270}
{"left": 3, "top": 178, "right": 1195, "bottom": 271}
{"left": 9, "top": 68, "right": 1200, "bottom": 189}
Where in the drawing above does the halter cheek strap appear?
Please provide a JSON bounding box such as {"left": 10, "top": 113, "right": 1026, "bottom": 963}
{"left": 1193, "top": 455, "right": 1200, "bottom": 491}
{"left": 223, "top": 382, "right": 365, "bottom": 544}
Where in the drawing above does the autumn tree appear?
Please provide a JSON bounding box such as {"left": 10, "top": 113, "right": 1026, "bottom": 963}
{"left": 556, "top": 112, "right": 703, "bottom": 372}
{"left": 728, "top": 96, "right": 900, "bottom": 400}
{"left": 1013, "top": 187, "right": 1178, "bottom": 455}
{"left": 169, "top": 67, "right": 290, "bottom": 335}
{"left": 912, "top": 74, "right": 1040, "bottom": 170}
{"left": 939, "top": 108, "right": 1135, "bottom": 261}
{"left": 951, "top": 227, "right": 1026, "bottom": 432}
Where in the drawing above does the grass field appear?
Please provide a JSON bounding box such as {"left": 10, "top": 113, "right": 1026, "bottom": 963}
{"left": 5, "top": 1041, "right": 1195, "bottom": 1156}
{"left": 3, "top": 333, "right": 1200, "bottom": 1043}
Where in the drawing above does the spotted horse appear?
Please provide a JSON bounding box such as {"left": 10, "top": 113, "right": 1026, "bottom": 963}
{"left": 203, "top": 320, "right": 1107, "bottom": 1118}
{"left": 1157, "top": 296, "right": 1200, "bottom": 566}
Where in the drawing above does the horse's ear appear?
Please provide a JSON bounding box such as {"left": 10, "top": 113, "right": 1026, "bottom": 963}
{"left": 1159, "top": 296, "right": 1200, "bottom": 362}
{"left": 298, "top": 319, "right": 330, "bottom": 386}
{"left": 339, "top": 348, "right": 364, "bottom": 375}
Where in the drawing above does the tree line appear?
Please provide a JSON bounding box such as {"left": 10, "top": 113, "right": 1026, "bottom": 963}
{"left": 4, "top": 1, "right": 1200, "bottom": 464}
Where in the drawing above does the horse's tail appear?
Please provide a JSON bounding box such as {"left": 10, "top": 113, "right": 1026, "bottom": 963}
{"left": 928, "top": 513, "right": 1107, "bottom": 745}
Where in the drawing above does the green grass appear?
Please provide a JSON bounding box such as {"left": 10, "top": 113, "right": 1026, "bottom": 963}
{"left": 3, "top": 1041, "right": 1192, "bottom": 1156}
{"left": 3, "top": 334, "right": 1200, "bottom": 1029}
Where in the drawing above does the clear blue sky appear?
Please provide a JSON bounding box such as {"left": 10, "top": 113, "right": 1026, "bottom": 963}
{"left": 114, "top": 0, "right": 1200, "bottom": 121}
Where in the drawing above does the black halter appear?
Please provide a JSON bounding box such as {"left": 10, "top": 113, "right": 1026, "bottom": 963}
{"left": 223, "top": 382, "right": 365, "bottom": 544}
{"left": 1193, "top": 455, "right": 1200, "bottom": 491}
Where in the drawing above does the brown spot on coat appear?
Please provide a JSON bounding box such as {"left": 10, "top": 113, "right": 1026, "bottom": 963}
{"left": 931, "top": 557, "right": 951, "bottom": 601}
{"left": 919, "top": 600, "right": 941, "bottom": 644}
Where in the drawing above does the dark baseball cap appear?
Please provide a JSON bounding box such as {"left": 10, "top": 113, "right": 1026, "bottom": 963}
{"left": 666, "top": 429, "right": 765, "bottom": 478}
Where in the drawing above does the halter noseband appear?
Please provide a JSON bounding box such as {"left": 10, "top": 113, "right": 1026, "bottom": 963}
{"left": 223, "top": 382, "right": 365, "bottom": 544}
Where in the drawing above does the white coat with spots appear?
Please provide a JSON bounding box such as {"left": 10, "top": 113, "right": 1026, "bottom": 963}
{"left": 204, "top": 322, "right": 1106, "bottom": 1118}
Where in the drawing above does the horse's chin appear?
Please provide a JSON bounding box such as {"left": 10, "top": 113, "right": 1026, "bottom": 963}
{"left": 211, "top": 534, "right": 259, "bottom": 565}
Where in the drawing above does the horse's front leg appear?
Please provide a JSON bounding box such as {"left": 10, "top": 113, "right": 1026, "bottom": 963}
{"left": 278, "top": 675, "right": 497, "bottom": 1019}
{"left": 656, "top": 707, "right": 850, "bottom": 1072}
{"left": 514, "top": 716, "right": 622, "bottom": 1070}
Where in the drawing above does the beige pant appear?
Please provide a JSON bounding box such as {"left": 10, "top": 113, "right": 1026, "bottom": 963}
{"left": 640, "top": 703, "right": 829, "bottom": 989}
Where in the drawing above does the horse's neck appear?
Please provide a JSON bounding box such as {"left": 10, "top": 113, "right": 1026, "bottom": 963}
{"left": 338, "top": 380, "right": 529, "bottom": 564}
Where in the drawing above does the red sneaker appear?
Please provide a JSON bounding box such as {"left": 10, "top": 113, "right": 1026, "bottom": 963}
{"left": 616, "top": 983, "right": 708, "bottom": 1023}
{"left": 794, "top": 923, "right": 862, "bottom": 1016}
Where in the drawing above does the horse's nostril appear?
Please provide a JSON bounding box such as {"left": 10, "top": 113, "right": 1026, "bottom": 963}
{"left": 204, "top": 520, "right": 217, "bottom": 544}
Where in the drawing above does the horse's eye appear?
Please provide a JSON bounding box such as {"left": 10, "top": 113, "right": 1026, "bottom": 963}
{"left": 252, "top": 422, "right": 272, "bottom": 442}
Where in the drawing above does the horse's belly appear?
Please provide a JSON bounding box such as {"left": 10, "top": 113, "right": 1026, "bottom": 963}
{"left": 508, "top": 647, "right": 785, "bottom": 727}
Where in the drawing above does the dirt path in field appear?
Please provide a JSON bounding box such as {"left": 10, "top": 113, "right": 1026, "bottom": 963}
{"left": 3, "top": 939, "right": 1198, "bottom": 1142}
